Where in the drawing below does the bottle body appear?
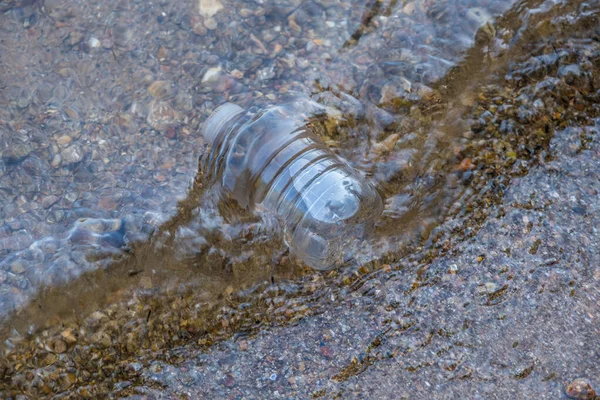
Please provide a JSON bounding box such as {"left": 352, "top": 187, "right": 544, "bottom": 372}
{"left": 202, "top": 102, "right": 383, "bottom": 270}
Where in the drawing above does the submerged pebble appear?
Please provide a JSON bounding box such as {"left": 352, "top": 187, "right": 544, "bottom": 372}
{"left": 566, "top": 379, "right": 597, "bottom": 400}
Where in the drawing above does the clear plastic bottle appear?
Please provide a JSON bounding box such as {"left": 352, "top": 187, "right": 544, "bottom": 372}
{"left": 202, "top": 102, "right": 383, "bottom": 270}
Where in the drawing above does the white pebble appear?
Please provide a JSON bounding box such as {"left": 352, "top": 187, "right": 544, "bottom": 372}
{"left": 202, "top": 66, "right": 222, "bottom": 84}
{"left": 88, "top": 37, "right": 101, "bottom": 48}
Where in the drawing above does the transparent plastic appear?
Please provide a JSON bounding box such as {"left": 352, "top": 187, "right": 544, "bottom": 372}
{"left": 202, "top": 102, "right": 383, "bottom": 270}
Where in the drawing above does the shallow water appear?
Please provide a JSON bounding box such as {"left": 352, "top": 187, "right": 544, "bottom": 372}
{"left": 0, "top": 0, "right": 599, "bottom": 397}
{"left": 0, "top": 0, "right": 515, "bottom": 327}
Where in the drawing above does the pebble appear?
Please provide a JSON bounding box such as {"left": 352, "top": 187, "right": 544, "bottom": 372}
{"left": 88, "top": 37, "right": 101, "bottom": 48}
{"left": 10, "top": 260, "right": 27, "bottom": 274}
{"left": 231, "top": 69, "right": 244, "bottom": 79}
{"left": 192, "top": 21, "right": 207, "bottom": 35}
{"left": 566, "top": 378, "right": 597, "bottom": 400}
{"left": 147, "top": 100, "right": 181, "bottom": 131}
{"left": 204, "top": 17, "right": 218, "bottom": 30}
{"left": 65, "top": 31, "right": 83, "bottom": 46}
{"left": 50, "top": 154, "right": 62, "bottom": 168}
{"left": 41, "top": 195, "right": 60, "bottom": 209}
{"left": 484, "top": 282, "right": 498, "bottom": 293}
{"left": 198, "top": 0, "right": 223, "bottom": 18}
{"left": 60, "top": 145, "right": 83, "bottom": 164}
{"left": 50, "top": 338, "right": 68, "bottom": 354}
{"left": 148, "top": 80, "right": 175, "bottom": 100}
{"left": 202, "top": 66, "right": 222, "bottom": 84}
{"left": 403, "top": 3, "right": 416, "bottom": 15}
{"left": 56, "top": 135, "right": 72, "bottom": 146}
{"left": 61, "top": 328, "right": 78, "bottom": 345}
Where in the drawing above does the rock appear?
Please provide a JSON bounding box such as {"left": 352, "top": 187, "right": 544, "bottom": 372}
{"left": 202, "top": 66, "right": 222, "bottom": 84}
{"left": 56, "top": 135, "right": 72, "bottom": 146}
{"left": 61, "top": 145, "right": 83, "bottom": 164}
{"left": 61, "top": 328, "right": 78, "bottom": 345}
{"left": 566, "top": 379, "right": 597, "bottom": 400}
{"left": 50, "top": 338, "right": 68, "bottom": 354}
{"left": 147, "top": 100, "right": 181, "bottom": 132}
{"left": 204, "top": 17, "right": 217, "bottom": 30}
{"left": 65, "top": 31, "right": 83, "bottom": 46}
{"left": 148, "top": 80, "right": 175, "bottom": 100}
{"left": 175, "top": 91, "right": 193, "bottom": 112}
{"left": 230, "top": 69, "right": 244, "bottom": 79}
{"left": 41, "top": 195, "right": 60, "bottom": 209}
{"left": 403, "top": 2, "right": 415, "bottom": 15}
{"left": 192, "top": 21, "right": 206, "bottom": 35}
{"left": 88, "top": 37, "right": 101, "bottom": 48}
{"left": 10, "top": 260, "right": 27, "bottom": 274}
{"left": 50, "top": 153, "right": 62, "bottom": 167}
{"left": 157, "top": 46, "right": 168, "bottom": 62}
{"left": 1, "top": 142, "right": 33, "bottom": 164}
{"left": 198, "top": 0, "right": 223, "bottom": 18}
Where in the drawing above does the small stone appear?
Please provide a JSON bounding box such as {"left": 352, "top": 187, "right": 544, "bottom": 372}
{"left": 566, "top": 378, "right": 596, "bottom": 399}
{"left": 223, "top": 373, "right": 235, "bottom": 387}
{"left": 157, "top": 47, "right": 168, "bottom": 62}
{"left": 147, "top": 100, "right": 181, "bottom": 131}
{"left": 86, "top": 311, "right": 108, "bottom": 330}
{"left": 60, "top": 372, "right": 77, "bottom": 390}
{"left": 231, "top": 69, "right": 244, "bottom": 79}
{"left": 192, "top": 21, "right": 207, "bottom": 35}
{"left": 91, "top": 331, "right": 112, "bottom": 348}
{"left": 56, "top": 135, "right": 72, "bottom": 146}
{"left": 61, "top": 328, "right": 78, "bottom": 345}
{"left": 51, "top": 154, "right": 62, "bottom": 167}
{"left": 202, "top": 66, "right": 222, "bottom": 84}
{"left": 50, "top": 338, "right": 68, "bottom": 354}
{"left": 42, "top": 353, "right": 57, "bottom": 366}
{"left": 148, "top": 80, "right": 175, "bottom": 99}
{"left": 61, "top": 146, "right": 83, "bottom": 164}
{"left": 10, "top": 260, "right": 27, "bottom": 274}
{"left": 403, "top": 3, "right": 415, "bottom": 15}
{"left": 239, "top": 340, "right": 248, "bottom": 351}
{"left": 102, "top": 37, "right": 114, "bottom": 49}
{"left": 204, "top": 17, "right": 217, "bottom": 30}
{"left": 319, "top": 346, "right": 333, "bottom": 358}
{"left": 484, "top": 282, "right": 498, "bottom": 293}
{"left": 458, "top": 158, "right": 474, "bottom": 171}
{"left": 198, "top": 0, "right": 223, "bottom": 17}
{"left": 41, "top": 195, "right": 59, "bottom": 209}
{"left": 88, "top": 37, "right": 101, "bottom": 48}
{"left": 239, "top": 8, "right": 253, "bottom": 17}
{"left": 66, "top": 31, "right": 83, "bottom": 46}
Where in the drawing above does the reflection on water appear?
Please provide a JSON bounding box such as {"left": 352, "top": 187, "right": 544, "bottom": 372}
{"left": 0, "top": 0, "right": 599, "bottom": 396}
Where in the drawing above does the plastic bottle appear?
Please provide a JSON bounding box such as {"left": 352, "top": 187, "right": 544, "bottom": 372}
{"left": 201, "top": 102, "right": 383, "bottom": 270}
